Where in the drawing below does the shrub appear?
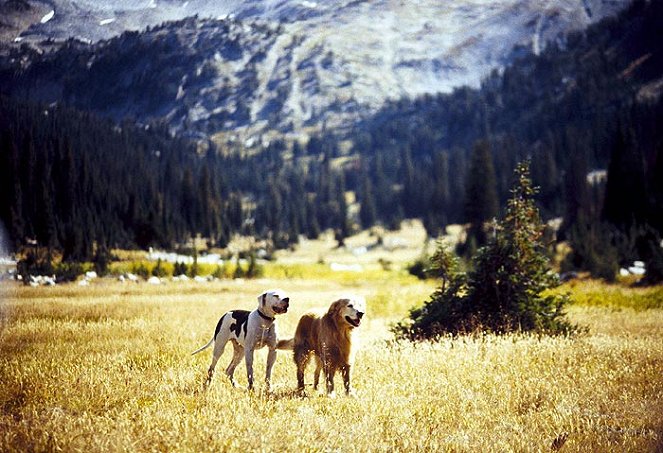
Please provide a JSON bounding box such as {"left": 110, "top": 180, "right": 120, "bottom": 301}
{"left": 131, "top": 262, "right": 150, "bottom": 280}
{"left": 151, "top": 258, "right": 168, "bottom": 278}
{"left": 211, "top": 264, "right": 226, "bottom": 279}
{"left": 187, "top": 253, "right": 199, "bottom": 278}
{"left": 245, "top": 252, "right": 264, "bottom": 279}
{"left": 54, "top": 261, "right": 84, "bottom": 282}
{"left": 16, "top": 249, "right": 54, "bottom": 282}
{"left": 394, "top": 161, "right": 576, "bottom": 340}
{"left": 562, "top": 219, "right": 619, "bottom": 282}
{"left": 233, "top": 260, "right": 246, "bottom": 279}
{"left": 642, "top": 230, "right": 663, "bottom": 285}
{"left": 406, "top": 257, "right": 429, "bottom": 280}
{"left": 173, "top": 261, "right": 188, "bottom": 276}
{"left": 92, "top": 247, "right": 112, "bottom": 276}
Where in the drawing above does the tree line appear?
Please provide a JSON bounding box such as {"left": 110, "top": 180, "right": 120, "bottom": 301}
{"left": 0, "top": 97, "right": 352, "bottom": 261}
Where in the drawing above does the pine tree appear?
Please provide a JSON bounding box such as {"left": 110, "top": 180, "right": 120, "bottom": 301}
{"left": 425, "top": 150, "right": 451, "bottom": 236}
{"left": 359, "top": 170, "right": 377, "bottom": 228}
{"left": 466, "top": 161, "right": 573, "bottom": 333}
{"left": 464, "top": 140, "right": 499, "bottom": 246}
{"left": 394, "top": 161, "right": 575, "bottom": 339}
{"left": 603, "top": 127, "right": 647, "bottom": 228}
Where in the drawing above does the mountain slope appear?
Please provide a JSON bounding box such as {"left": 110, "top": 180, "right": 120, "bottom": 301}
{"left": 1, "top": 1, "right": 661, "bottom": 266}
{"left": 1, "top": 0, "right": 631, "bottom": 139}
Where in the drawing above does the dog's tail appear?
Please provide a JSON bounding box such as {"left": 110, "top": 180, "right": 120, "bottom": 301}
{"left": 191, "top": 338, "right": 214, "bottom": 356}
{"left": 276, "top": 338, "right": 294, "bottom": 350}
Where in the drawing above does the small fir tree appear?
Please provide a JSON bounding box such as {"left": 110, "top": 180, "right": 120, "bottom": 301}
{"left": 466, "top": 161, "right": 573, "bottom": 333}
{"left": 394, "top": 161, "right": 575, "bottom": 339}
{"left": 464, "top": 140, "right": 499, "bottom": 247}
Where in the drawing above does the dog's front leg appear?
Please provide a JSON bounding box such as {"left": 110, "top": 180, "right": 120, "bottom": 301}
{"left": 265, "top": 347, "right": 277, "bottom": 392}
{"left": 245, "top": 347, "right": 255, "bottom": 390}
{"left": 341, "top": 365, "right": 354, "bottom": 396}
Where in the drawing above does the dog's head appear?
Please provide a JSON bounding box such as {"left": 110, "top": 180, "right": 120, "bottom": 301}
{"left": 258, "top": 289, "right": 290, "bottom": 317}
{"left": 328, "top": 295, "right": 366, "bottom": 328}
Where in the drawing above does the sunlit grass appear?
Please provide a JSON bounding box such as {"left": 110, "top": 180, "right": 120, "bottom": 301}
{"left": 1, "top": 276, "right": 662, "bottom": 452}
{"left": 560, "top": 279, "right": 663, "bottom": 310}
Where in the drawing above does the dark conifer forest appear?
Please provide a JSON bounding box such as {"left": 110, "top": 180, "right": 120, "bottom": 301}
{"left": 1, "top": 0, "right": 662, "bottom": 279}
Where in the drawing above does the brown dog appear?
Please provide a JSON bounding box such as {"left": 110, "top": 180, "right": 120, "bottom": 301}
{"left": 292, "top": 296, "right": 366, "bottom": 396}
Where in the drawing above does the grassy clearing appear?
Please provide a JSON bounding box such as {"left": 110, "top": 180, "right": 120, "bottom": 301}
{"left": 1, "top": 274, "right": 662, "bottom": 452}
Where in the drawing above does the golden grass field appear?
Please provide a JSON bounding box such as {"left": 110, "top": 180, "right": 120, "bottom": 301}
{"left": 1, "top": 224, "right": 662, "bottom": 452}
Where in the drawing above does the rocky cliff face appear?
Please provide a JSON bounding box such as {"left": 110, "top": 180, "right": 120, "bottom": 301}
{"left": 2, "top": 0, "right": 631, "bottom": 140}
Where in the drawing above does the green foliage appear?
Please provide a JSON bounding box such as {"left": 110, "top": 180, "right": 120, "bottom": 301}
{"left": 187, "top": 252, "right": 199, "bottom": 278}
{"left": 54, "top": 261, "right": 85, "bottom": 283}
{"left": 151, "top": 259, "right": 168, "bottom": 278}
{"left": 131, "top": 262, "right": 150, "bottom": 280}
{"left": 233, "top": 258, "right": 245, "bottom": 279}
{"left": 245, "top": 252, "right": 264, "bottom": 279}
{"left": 562, "top": 219, "right": 619, "bottom": 282}
{"left": 211, "top": 264, "right": 226, "bottom": 279}
{"left": 17, "top": 249, "right": 85, "bottom": 283}
{"left": 173, "top": 261, "right": 188, "bottom": 276}
{"left": 464, "top": 140, "right": 498, "bottom": 247}
{"left": 602, "top": 127, "right": 648, "bottom": 228}
{"left": 16, "top": 249, "right": 54, "bottom": 282}
{"left": 644, "top": 246, "right": 663, "bottom": 285}
{"left": 406, "top": 256, "right": 429, "bottom": 280}
{"left": 395, "top": 162, "right": 576, "bottom": 340}
{"left": 93, "top": 247, "right": 112, "bottom": 276}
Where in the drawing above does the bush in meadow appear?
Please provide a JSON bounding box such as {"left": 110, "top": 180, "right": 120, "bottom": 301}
{"left": 395, "top": 161, "right": 576, "bottom": 339}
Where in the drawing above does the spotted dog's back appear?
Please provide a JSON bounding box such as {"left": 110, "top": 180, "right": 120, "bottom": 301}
{"left": 216, "top": 310, "right": 250, "bottom": 344}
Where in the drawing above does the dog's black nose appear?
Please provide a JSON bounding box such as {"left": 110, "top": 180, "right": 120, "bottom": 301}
{"left": 283, "top": 297, "right": 290, "bottom": 306}
{"left": 357, "top": 312, "right": 364, "bottom": 319}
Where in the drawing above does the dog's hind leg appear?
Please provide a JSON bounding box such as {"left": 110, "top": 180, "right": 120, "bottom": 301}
{"left": 313, "top": 356, "right": 323, "bottom": 391}
{"left": 294, "top": 348, "right": 311, "bottom": 392}
{"left": 206, "top": 336, "right": 228, "bottom": 386}
{"left": 225, "top": 341, "right": 244, "bottom": 387}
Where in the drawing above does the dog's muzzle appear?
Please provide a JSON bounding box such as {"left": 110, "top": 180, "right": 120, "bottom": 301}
{"left": 273, "top": 298, "right": 289, "bottom": 314}
{"left": 345, "top": 312, "right": 363, "bottom": 327}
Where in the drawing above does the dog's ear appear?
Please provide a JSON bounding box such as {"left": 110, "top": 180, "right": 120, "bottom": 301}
{"left": 327, "top": 299, "right": 345, "bottom": 316}
{"left": 258, "top": 292, "right": 267, "bottom": 306}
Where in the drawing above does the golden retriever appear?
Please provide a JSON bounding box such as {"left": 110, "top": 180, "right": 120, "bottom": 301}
{"left": 292, "top": 296, "right": 366, "bottom": 396}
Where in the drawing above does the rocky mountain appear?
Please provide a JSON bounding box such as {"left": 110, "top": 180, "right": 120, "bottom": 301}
{"left": 1, "top": 0, "right": 631, "bottom": 141}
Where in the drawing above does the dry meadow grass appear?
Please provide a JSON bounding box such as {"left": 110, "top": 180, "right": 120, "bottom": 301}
{"left": 1, "top": 274, "right": 662, "bottom": 453}
{"left": 1, "top": 223, "right": 662, "bottom": 452}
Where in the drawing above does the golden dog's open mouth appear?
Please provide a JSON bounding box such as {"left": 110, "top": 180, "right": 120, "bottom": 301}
{"left": 273, "top": 305, "right": 288, "bottom": 314}
{"left": 345, "top": 316, "right": 361, "bottom": 327}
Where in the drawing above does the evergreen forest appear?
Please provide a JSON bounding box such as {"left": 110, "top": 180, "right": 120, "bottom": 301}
{"left": 1, "top": 0, "right": 662, "bottom": 281}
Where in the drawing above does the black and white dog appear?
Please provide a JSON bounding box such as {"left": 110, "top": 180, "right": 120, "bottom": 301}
{"left": 192, "top": 289, "right": 291, "bottom": 391}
